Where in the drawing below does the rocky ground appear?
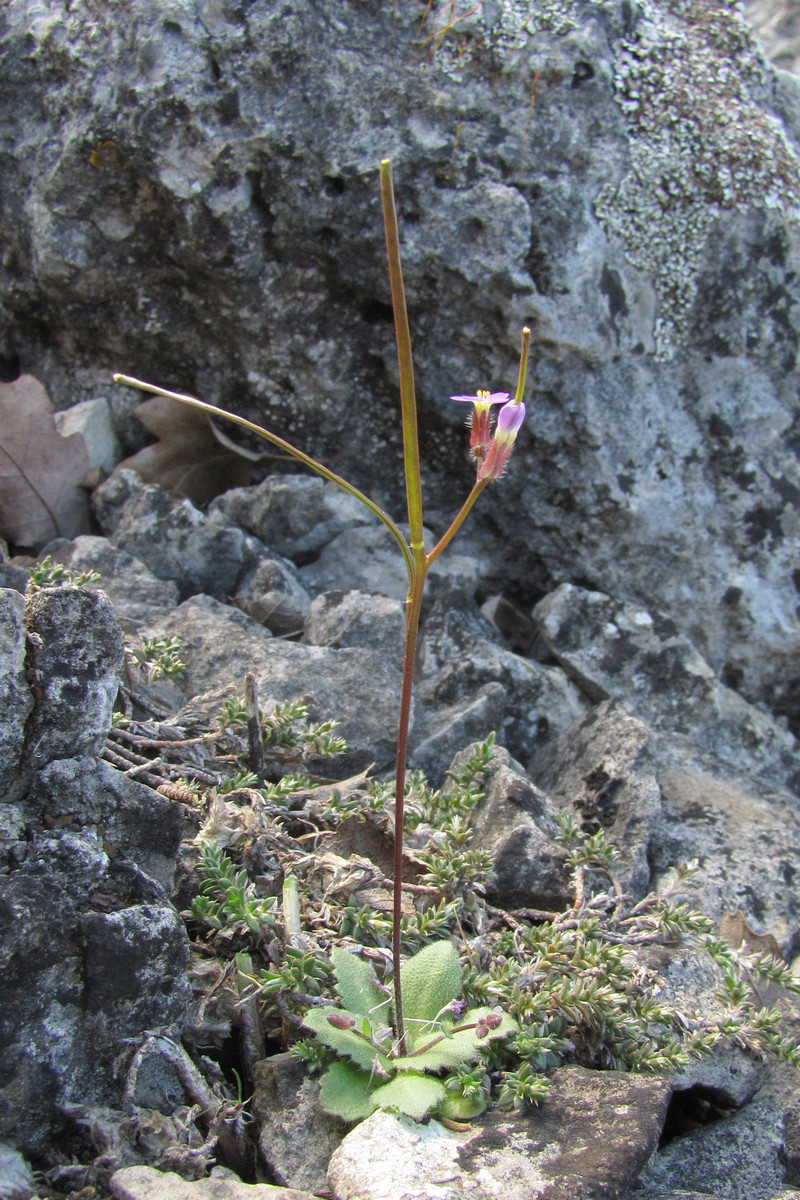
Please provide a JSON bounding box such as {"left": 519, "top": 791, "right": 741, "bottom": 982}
{"left": 2, "top": 457, "right": 800, "bottom": 1200}
{"left": 3, "top": 0, "right": 800, "bottom": 1196}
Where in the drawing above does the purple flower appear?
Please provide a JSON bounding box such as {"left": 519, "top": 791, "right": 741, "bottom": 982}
{"left": 450, "top": 390, "right": 510, "bottom": 461}
{"left": 478, "top": 400, "right": 525, "bottom": 480}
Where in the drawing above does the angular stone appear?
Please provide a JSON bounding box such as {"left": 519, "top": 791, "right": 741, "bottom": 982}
{"left": 299, "top": 525, "right": 480, "bottom": 604}
{"left": 303, "top": 589, "right": 405, "bottom": 670}
{"left": 532, "top": 585, "right": 797, "bottom": 792}
{"left": 0, "top": 1143, "right": 35, "bottom": 1200}
{"left": 251, "top": 1053, "right": 346, "bottom": 1194}
{"left": 0, "top": 589, "right": 33, "bottom": 797}
{"left": 43, "top": 535, "right": 179, "bottom": 620}
{"left": 0, "top": 831, "right": 190, "bottom": 1151}
{"left": 649, "top": 746, "right": 800, "bottom": 952}
{"left": 94, "top": 471, "right": 251, "bottom": 601}
{"left": 327, "top": 1066, "right": 671, "bottom": 1200}
{"left": 54, "top": 396, "right": 120, "bottom": 473}
{"left": 458, "top": 743, "right": 571, "bottom": 912}
{"left": 210, "top": 475, "right": 374, "bottom": 561}
{"left": 24, "top": 585, "right": 124, "bottom": 769}
{"left": 410, "top": 682, "right": 506, "bottom": 785}
{"left": 418, "top": 588, "right": 587, "bottom": 767}
{"left": 234, "top": 554, "right": 312, "bottom": 636}
{"left": 28, "top": 755, "right": 184, "bottom": 892}
{"left": 530, "top": 700, "right": 661, "bottom": 897}
{"left": 140, "top": 595, "right": 407, "bottom": 773}
{"left": 111, "top": 1165, "right": 317, "bottom": 1200}
{"left": 637, "top": 1094, "right": 787, "bottom": 1199}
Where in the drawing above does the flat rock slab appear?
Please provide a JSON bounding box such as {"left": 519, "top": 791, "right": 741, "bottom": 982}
{"left": 328, "top": 1065, "right": 671, "bottom": 1200}
{"left": 111, "top": 1166, "right": 317, "bottom": 1200}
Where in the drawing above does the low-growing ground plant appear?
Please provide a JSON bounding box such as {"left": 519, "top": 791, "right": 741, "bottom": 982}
{"left": 180, "top": 727, "right": 800, "bottom": 1121}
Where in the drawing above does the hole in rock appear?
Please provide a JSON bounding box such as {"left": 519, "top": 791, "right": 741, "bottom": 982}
{"left": 0, "top": 352, "right": 21, "bottom": 381}
{"left": 571, "top": 60, "right": 594, "bottom": 87}
{"left": 659, "top": 1083, "right": 738, "bottom": 1147}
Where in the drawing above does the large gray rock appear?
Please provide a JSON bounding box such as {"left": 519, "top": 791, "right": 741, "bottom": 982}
{"left": 93, "top": 471, "right": 254, "bottom": 602}
{"left": 43, "top": 535, "right": 180, "bottom": 621}
{"left": 418, "top": 587, "right": 587, "bottom": 767}
{"left": 251, "top": 1053, "right": 346, "bottom": 1195}
{"left": 139, "top": 594, "right": 409, "bottom": 773}
{"left": 532, "top": 584, "right": 798, "bottom": 793}
{"left": 210, "top": 476, "right": 374, "bottom": 562}
{"left": 0, "top": 831, "right": 190, "bottom": 1152}
{"left": 327, "top": 1066, "right": 671, "bottom": 1200}
{"left": 530, "top": 700, "right": 661, "bottom": 897}
{"left": 637, "top": 1093, "right": 788, "bottom": 1199}
{"left": 3, "top": 0, "right": 800, "bottom": 738}
{"left": 27, "top": 755, "right": 184, "bottom": 893}
{"left": 23, "top": 585, "right": 125, "bottom": 769}
{"left": 649, "top": 746, "right": 800, "bottom": 952}
{"left": 462, "top": 743, "right": 572, "bottom": 912}
{"left": 0, "top": 590, "right": 33, "bottom": 799}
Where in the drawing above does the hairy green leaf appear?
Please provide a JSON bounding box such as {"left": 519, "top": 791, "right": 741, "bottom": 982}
{"left": 399, "top": 940, "right": 462, "bottom": 1026}
{"left": 303, "top": 1006, "right": 391, "bottom": 1073}
{"left": 368, "top": 1072, "right": 447, "bottom": 1120}
{"left": 318, "top": 1060, "right": 375, "bottom": 1121}
{"left": 332, "top": 946, "right": 388, "bottom": 1018}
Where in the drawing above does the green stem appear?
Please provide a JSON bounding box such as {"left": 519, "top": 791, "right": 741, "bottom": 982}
{"left": 514, "top": 326, "right": 531, "bottom": 406}
{"left": 112, "top": 373, "right": 414, "bottom": 582}
{"left": 380, "top": 161, "right": 424, "bottom": 555}
{"left": 426, "top": 477, "right": 489, "bottom": 567}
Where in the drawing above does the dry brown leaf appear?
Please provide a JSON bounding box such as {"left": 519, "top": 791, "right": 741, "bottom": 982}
{"left": 0, "top": 375, "right": 91, "bottom": 549}
{"left": 719, "top": 910, "right": 784, "bottom": 960}
{"left": 116, "top": 395, "right": 267, "bottom": 506}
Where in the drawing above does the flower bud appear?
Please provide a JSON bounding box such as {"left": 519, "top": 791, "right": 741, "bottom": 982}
{"left": 327, "top": 1013, "right": 356, "bottom": 1030}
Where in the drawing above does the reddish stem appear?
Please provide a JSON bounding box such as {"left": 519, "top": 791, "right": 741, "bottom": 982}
{"left": 392, "top": 566, "right": 426, "bottom": 1054}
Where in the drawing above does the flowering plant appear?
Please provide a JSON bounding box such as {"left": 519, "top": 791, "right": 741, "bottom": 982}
{"left": 114, "top": 159, "right": 528, "bottom": 1062}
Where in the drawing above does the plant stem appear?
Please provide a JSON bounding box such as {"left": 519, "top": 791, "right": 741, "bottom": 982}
{"left": 111, "top": 373, "right": 415, "bottom": 583}
{"left": 426, "top": 477, "right": 489, "bottom": 567}
{"left": 380, "top": 160, "right": 424, "bottom": 554}
{"left": 391, "top": 566, "right": 426, "bottom": 1055}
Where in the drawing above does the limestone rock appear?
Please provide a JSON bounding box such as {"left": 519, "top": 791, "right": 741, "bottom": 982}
{"left": 251, "top": 1053, "right": 346, "bottom": 1195}
{"left": 411, "top": 682, "right": 506, "bottom": 785}
{"left": 460, "top": 743, "right": 571, "bottom": 912}
{"left": 649, "top": 747, "right": 800, "bottom": 952}
{"left": 44, "top": 535, "right": 179, "bottom": 621}
{"left": 24, "top": 585, "right": 124, "bottom": 769}
{"left": 532, "top": 585, "right": 797, "bottom": 792}
{"left": 139, "top": 595, "right": 407, "bottom": 773}
{"left": 637, "top": 1094, "right": 787, "bottom": 1199}
{"left": 210, "top": 476, "right": 374, "bottom": 562}
{"left": 418, "top": 588, "right": 587, "bottom": 768}
{"left": 28, "top": 755, "right": 184, "bottom": 893}
{"left": 234, "top": 554, "right": 311, "bottom": 637}
{"left": 3, "top": 0, "right": 800, "bottom": 737}
{"left": 111, "top": 1165, "right": 317, "bottom": 1200}
{"left": 303, "top": 589, "right": 405, "bottom": 670}
{"left": 530, "top": 700, "right": 661, "bottom": 897}
{"left": 0, "top": 589, "right": 33, "bottom": 798}
{"left": 327, "top": 1066, "right": 671, "bottom": 1200}
{"left": 0, "top": 831, "right": 190, "bottom": 1151}
{"left": 93, "top": 471, "right": 252, "bottom": 602}
{"left": 54, "top": 397, "right": 121, "bottom": 475}
{"left": 299, "top": 524, "right": 480, "bottom": 603}
{"left": 0, "top": 1144, "right": 35, "bottom": 1200}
